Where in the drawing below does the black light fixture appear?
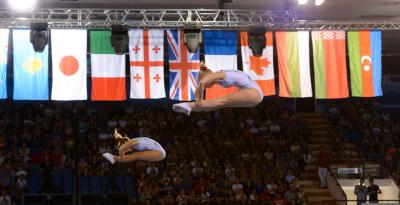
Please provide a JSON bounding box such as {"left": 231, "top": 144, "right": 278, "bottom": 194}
{"left": 248, "top": 27, "right": 267, "bottom": 57}
{"left": 218, "top": 0, "right": 234, "bottom": 9}
{"left": 30, "top": 22, "right": 48, "bottom": 53}
{"left": 183, "top": 24, "right": 202, "bottom": 53}
{"left": 110, "top": 24, "right": 128, "bottom": 55}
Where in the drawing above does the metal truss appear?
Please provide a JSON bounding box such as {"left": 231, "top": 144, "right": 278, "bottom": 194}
{"left": 0, "top": 8, "right": 296, "bottom": 28}
{"left": 275, "top": 20, "right": 400, "bottom": 30}
{"left": 1, "top": 8, "right": 400, "bottom": 30}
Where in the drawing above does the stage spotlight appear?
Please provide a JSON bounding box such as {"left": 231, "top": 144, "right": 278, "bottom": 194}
{"left": 183, "top": 24, "right": 202, "bottom": 53}
{"left": 8, "top": 0, "right": 36, "bottom": 11}
{"left": 110, "top": 25, "right": 128, "bottom": 55}
{"left": 315, "top": 0, "right": 325, "bottom": 6}
{"left": 248, "top": 27, "right": 267, "bottom": 57}
{"left": 30, "top": 22, "right": 48, "bottom": 53}
{"left": 298, "top": 0, "right": 308, "bottom": 5}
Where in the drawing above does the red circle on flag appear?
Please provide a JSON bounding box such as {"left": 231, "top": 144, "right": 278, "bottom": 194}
{"left": 59, "top": 56, "right": 79, "bottom": 76}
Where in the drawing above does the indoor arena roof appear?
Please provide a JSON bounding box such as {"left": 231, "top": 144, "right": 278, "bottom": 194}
{"left": 1, "top": 0, "right": 400, "bottom": 74}
{"left": 1, "top": 0, "right": 400, "bottom": 21}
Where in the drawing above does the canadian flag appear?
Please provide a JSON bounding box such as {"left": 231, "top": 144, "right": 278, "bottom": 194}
{"left": 129, "top": 29, "right": 165, "bottom": 99}
{"left": 240, "top": 31, "right": 275, "bottom": 96}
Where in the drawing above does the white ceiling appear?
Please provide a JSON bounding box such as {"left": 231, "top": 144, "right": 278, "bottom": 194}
{"left": 2, "top": 0, "right": 400, "bottom": 20}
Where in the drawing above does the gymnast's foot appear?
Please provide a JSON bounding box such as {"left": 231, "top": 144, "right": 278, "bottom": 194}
{"left": 102, "top": 153, "right": 116, "bottom": 165}
{"left": 172, "top": 102, "right": 192, "bottom": 116}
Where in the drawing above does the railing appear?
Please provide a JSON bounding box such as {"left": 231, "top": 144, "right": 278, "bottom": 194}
{"left": 327, "top": 128, "right": 385, "bottom": 179}
{"left": 312, "top": 200, "right": 400, "bottom": 205}
{"left": 80, "top": 193, "right": 129, "bottom": 205}
{"left": 338, "top": 200, "right": 400, "bottom": 205}
{"left": 327, "top": 168, "right": 347, "bottom": 205}
{"left": 23, "top": 193, "right": 130, "bottom": 205}
{"left": 23, "top": 193, "right": 73, "bottom": 205}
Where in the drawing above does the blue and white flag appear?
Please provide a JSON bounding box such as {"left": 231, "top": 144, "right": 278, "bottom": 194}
{"left": 0, "top": 29, "right": 9, "bottom": 99}
{"left": 13, "top": 29, "right": 49, "bottom": 100}
{"left": 203, "top": 30, "right": 238, "bottom": 99}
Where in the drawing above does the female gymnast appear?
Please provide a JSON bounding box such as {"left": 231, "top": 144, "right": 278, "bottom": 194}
{"left": 173, "top": 63, "right": 264, "bottom": 115}
{"left": 102, "top": 129, "right": 166, "bottom": 164}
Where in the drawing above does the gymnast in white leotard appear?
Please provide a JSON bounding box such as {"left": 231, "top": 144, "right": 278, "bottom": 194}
{"left": 172, "top": 63, "right": 264, "bottom": 115}
{"left": 102, "top": 129, "right": 166, "bottom": 164}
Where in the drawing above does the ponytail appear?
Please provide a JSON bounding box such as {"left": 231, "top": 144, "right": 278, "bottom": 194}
{"left": 198, "top": 61, "right": 212, "bottom": 81}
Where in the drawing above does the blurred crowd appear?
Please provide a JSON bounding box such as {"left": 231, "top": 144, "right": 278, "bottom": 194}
{"left": 0, "top": 100, "right": 312, "bottom": 205}
{"left": 326, "top": 100, "right": 400, "bottom": 179}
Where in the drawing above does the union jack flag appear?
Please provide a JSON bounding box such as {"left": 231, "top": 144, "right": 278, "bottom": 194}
{"left": 167, "top": 30, "right": 200, "bottom": 101}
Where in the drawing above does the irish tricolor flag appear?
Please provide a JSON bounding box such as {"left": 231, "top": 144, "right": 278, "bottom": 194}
{"left": 276, "top": 31, "right": 312, "bottom": 98}
{"left": 90, "top": 30, "right": 126, "bottom": 101}
{"left": 312, "top": 31, "right": 349, "bottom": 99}
{"left": 348, "top": 31, "right": 382, "bottom": 97}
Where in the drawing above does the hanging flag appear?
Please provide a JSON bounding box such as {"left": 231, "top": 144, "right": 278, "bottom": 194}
{"left": 129, "top": 29, "right": 165, "bottom": 99}
{"left": 312, "top": 31, "right": 349, "bottom": 99}
{"left": 348, "top": 31, "right": 382, "bottom": 97}
{"left": 90, "top": 30, "right": 126, "bottom": 101}
{"left": 167, "top": 30, "right": 200, "bottom": 101}
{"left": 203, "top": 30, "right": 238, "bottom": 99}
{"left": 276, "top": 31, "right": 312, "bottom": 98}
{"left": 240, "top": 31, "right": 275, "bottom": 96}
{"left": 13, "top": 29, "right": 49, "bottom": 100}
{"left": 0, "top": 29, "right": 8, "bottom": 99}
{"left": 51, "top": 29, "right": 87, "bottom": 101}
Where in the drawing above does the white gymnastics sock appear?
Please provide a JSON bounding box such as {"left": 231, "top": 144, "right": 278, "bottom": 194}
{"left": 102, "top": 153, "right": 116, "bottom": 164}
{"left": 172, "top": 102, "right": 192, "bottom": 116}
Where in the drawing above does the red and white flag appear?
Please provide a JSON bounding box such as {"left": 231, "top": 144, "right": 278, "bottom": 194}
{"left": 240, "top": 31, "right": 275, "bottom": 96}
{"left": 51, "top": 29, "right": 87, "bottom": 101}
{"left": 129, "top": 29, "right": 165, "bottom": 99}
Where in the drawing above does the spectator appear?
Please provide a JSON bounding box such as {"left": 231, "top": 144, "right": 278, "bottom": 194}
{"left": 285, "top": 169, "right": 296, "bottom": 185}
{"left": 199, "top": 187, "right": 210, "bottom": 203}
{"left": 248, "top": 189, "right": 259, "bottom": 202}
{"left": 104, "top": 168, "right": 119, "bottom": 193}
{"left": 283, "top": 186, "right": 297, "bottom": 204}
{"left": 354, "top": 178, "right": 368, "bottom": 205}
{"left": 0, "top": 161, "right": 14, "bottom": 190}
{"left": 232, "top": 178, "right": 244, "bottom": 194}
{"left": 0, "top": 100, "right": 313, "bottom": 204}
{"left": 273, "top": 193, "right": 288, "bottom": 205}
{"left": 316, "top": 147, "right": 330, "bottom": 188}
{"left": 176, "top": 190, "right": 188, "bottom": 205}
{"left": 297, "top": 186, "right": 308, "bottom": 205}
{"left": 40, "top": 154, "right": 54, "bottom": 193}
{"left": 0, "top": 190, "right": 11, "bottom": 205}
{"left": 368, "top": 178, "right": 382, "bottom": 203}
{"left": 16, "top": 169, "right": 27, "bottom": 191}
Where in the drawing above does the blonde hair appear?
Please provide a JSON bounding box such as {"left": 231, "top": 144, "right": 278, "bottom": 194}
{"left": 198, "top": 61, "right": 213, "bottom": 82}
{"left": 116, "top": 135, "right": 131, "bottom": 148}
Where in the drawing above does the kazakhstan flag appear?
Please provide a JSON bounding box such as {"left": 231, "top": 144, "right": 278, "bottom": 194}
{"left": 13, "top": 29, "right": 49, "bottom": 100}
{"left": 0, "top": 29, "right": 8, "bottom": 99}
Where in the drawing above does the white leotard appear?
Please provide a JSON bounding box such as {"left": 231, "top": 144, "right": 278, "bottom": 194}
{"left": 218, "top": 70, "right": 263, "bottom": 100}
{"left": 132, "top": 137, "right": 166, "bottom": 158}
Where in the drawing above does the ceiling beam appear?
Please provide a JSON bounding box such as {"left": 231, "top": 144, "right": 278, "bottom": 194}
{"left": 0, "top": 8, "right": 400, "bottom": 30}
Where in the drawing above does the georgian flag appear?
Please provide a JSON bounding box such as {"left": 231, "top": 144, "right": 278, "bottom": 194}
{"left": 129, "top": 29, "right": 165, "bottom": 99}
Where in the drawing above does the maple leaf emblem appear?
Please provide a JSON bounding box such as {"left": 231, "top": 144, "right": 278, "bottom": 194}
{"left": 249, "top": 56, "right": 271, "bottom": 76}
